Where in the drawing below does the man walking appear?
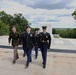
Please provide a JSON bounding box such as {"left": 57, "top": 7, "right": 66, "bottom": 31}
{"left": 21, "top": 26, "right": 34, "bottom": 68}
{"left": 39, "top": 26, "right": 51, "bottom": 69}
{"left": 8, "top": 26, "right": 20, "bottom": 64}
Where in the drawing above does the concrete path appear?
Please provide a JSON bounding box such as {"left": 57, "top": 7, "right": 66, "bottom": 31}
{"left": 0, "top": 36, "right": 76, "bottom": 75}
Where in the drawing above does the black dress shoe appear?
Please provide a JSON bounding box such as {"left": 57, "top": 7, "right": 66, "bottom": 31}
{"left": 16, "top": 54, "right": 19, "bottom": 60}
{"left": 43, "top": 65, "right": 46, "bottom": 69}
{"left": 35, "top": 56, "right": 37, "bottom": 59}
{"left": 16, "top": 57, "right": 19, "bottom": 60}
{"left": 12, "top": 60, "right": 16, "bottom": 64}
{"left": 30, "top": 60, "right": 32, "bottom": 63}
{"left": 23, "top": 54, "right": 25, "bottom": 57}
{"left": 25, "top": 64, "right": 29, "bottom": 68}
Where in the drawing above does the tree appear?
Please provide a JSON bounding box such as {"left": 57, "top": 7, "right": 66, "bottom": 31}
{"left": 13, "top": 13, "right": 28, "bottom": 33}
{"left": 31, "top": 28, "right": 40, "bottom": 32}
{"left": 52, "top": 29, "right": 57, "bottom": 34}
{"left": 72, "top": 9, "right": 76, "bottom": 20}
{"left": 0, "top": 11, "right": 28, "bottom": 35}
{"left": 0, "top": 21, "right": 9, "bottom": 35}
{"left": 72, "top": 9, "right": 76, "bottom": 38}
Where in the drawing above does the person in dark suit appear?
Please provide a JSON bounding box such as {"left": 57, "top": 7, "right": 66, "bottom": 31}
{"left": 8, "top": 26, "right": 20, "bottom": 64}
{"left": 34, "top": 29, "right": 39, "bottom": 59}
{"left": 39, "top": 26, "right": 51, "bottom": 69}
{"left": 21, "top": 26, "right": 34, "bottom": 68}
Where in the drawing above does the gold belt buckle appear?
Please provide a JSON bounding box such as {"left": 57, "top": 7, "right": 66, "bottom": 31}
{"left": 42, "top": 40, "right": 44, "bottom": 42}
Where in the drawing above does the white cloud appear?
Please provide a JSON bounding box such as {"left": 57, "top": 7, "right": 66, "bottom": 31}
{"left": 0, "top": 0, "right": 76, "bottom": 28}
{"left": 0, "top": 1, "right": 34, "bottom": 15}
{"left": 51, "top": 16, "right": 76, "bottom": 28}
{"left": 67, "top": 0, "right": 76, "bottom": 8}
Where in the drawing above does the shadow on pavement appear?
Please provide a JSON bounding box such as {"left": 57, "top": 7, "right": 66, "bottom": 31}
{"left": 48, "top": 49, "right": 76, "bottom": 54}
{"left": 0, "top": 45, "right": 76, "bottom": 54}
{"left": 0, "top": 45, "right": 22, "bottom": 49}
{"left": 2, "top": 57, "right": 25, "bottom": 65}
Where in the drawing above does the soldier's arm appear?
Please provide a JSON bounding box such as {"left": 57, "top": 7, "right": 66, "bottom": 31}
{"left": 18, "top": 33, "right": 22, "bottom": 45}
{"left": 37, "top": 33, "right": 41, "bottom": 48}
{"left": 32, "top": 33, "right": 35, "bottom": 45}
{"left": 48, "top": 33, "right": 51, "bottom": 49}
{"left": 33, "top": 34, "right": 36, "bottom": 46}
{"left": 8, "top": 33, "right": 12, "bottom": 44}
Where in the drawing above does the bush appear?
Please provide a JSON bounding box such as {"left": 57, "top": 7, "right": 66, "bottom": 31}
{"left": 53, "top": 28, "right": 76, "bottom": 38}
{"left": 0, "top": 21, "right": 9, "bottom": 35}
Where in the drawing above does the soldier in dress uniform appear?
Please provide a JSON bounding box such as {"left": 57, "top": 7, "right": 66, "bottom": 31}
{"left": 34, "top": 29, "right": 39, "bottom": 59}
{"left": 39, "top": 26, "right": 51, "bottom": 69}
{"left": 21, "top": 26, "right": 34, "bottom": 68}
{"left": 8, "top": 26, "right": 20, "bottom": 64}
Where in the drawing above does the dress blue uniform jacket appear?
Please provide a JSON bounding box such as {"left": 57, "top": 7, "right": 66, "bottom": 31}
{"left": 22, "top": 32, "right": 35, "bottom": 50}
{"left": 39, "top": 32, "right": 51, "bottom": 49}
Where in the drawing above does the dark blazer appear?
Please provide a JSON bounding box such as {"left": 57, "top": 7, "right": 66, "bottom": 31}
{"left": 8, "top": 32, "right": 20, "bottom": 47}
{"left": 21, "top": 32, "right": 35, "bottom": 50}
{"left": 39, "top": 32, "right": 51, "bottom": 49}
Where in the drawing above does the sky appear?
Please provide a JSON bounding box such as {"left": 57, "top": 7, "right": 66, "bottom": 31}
{"left": 0, "top": 0, "right": 76, "bottom": 28}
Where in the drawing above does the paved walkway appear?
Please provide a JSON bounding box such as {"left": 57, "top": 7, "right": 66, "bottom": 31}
{"left": 0, "top": 36, "right": 76, "bottom": 75}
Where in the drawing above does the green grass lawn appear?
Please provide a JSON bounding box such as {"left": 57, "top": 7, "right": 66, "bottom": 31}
{"left": 54, "top": 36, "right": 59, "bottom": 38}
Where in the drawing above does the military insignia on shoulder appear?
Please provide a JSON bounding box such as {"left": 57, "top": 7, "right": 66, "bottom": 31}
{"left": 46, "top": 36, "right": 48, "bottom": 38}
{"left": 30, "top": 34, "right": 33, "bottom": 37}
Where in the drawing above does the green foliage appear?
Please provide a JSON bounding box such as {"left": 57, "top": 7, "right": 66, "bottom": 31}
{"left": 16, "top": 25, "right": 22, "bottom": 33}
{"left": 0, "top": 21, "right": 9, "bottom": 35}
{"left": 53, "top": 28, "right": 76, "bottom": 38}
{"left": 72, "top": 9, "right": 76, "bottom": 20}
{"left": 52, "top": 29, "right": 57, "bottom": 34}
{"left": 31, "top": 28, "right": 40, "bottom": 32}
{"left": 0, "top": 11, "right": 28, "bottom": 35}
{"left": 13, "top": 13, "right": 28, "bottom": 32}
{"left": 54, "top": 36, "right": 59, "bottom": 38}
